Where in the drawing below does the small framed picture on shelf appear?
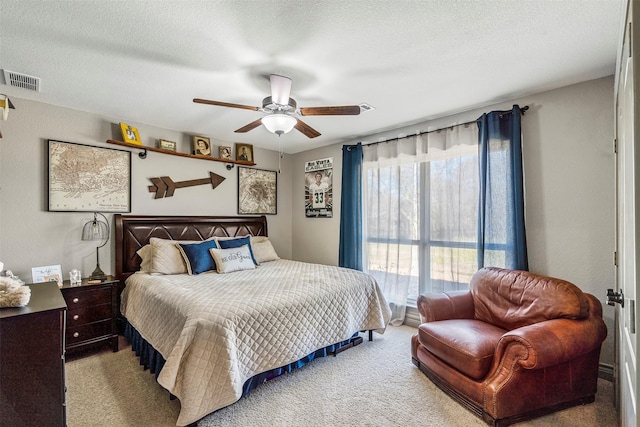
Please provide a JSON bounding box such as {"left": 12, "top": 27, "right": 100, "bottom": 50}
{"left": 31, "top": 264, "right": 63, "bottom": 287}
{"left": 193, "top": 136, "right": 211, "bottom": 156}
{"left": 158, "top": 139, "right": 177, "bottom": 152}
{"left": 219, "top": 145, "right": 232, "bottom": 160}
{"left": 235, "top": 143, "right": 253, "bottom": 162}
{"left": 120, "top": 123, "right": 141, "bottom": 145}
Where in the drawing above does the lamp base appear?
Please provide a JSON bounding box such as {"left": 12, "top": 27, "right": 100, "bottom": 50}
{"left": 89, "top": 265, "right": 107, "bottom": 282}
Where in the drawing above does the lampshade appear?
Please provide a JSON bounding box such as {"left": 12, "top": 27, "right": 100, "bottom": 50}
{"left": 81, "top": 212, "right": 109, "bottom": 281}
{"left": 82, "top": 213, "right": 108, "bottom": 241}
{"left": 261, "top": 114, "right": 297, "bottom": 136}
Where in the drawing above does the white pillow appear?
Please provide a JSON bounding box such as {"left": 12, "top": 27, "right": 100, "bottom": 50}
{"left": 209, "top": 245, "right": 256, "bottom": 274}
{"left": 250, "top": 236, "right": 268, "bottom": 244}
{"left": 136, "top": 245, "right": 152, "bottom": 273}
{"left": 149, "top": 238, "right": 188, "bottom": 274}
{"left": 251, "top": 238, "right": 280, "bottom": 263}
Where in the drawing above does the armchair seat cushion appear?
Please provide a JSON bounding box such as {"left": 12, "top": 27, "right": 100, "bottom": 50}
{"left": 418, "top": 319, "right": 506, "bottom": 380}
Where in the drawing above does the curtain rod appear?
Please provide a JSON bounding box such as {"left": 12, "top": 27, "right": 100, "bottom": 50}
{"left": 359, "top": 105, "right": 529, "bottom": 148}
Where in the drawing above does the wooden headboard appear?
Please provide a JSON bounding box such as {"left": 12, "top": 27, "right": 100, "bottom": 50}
{"left": 114, "top": 214, "right": 268, "bottom": 283}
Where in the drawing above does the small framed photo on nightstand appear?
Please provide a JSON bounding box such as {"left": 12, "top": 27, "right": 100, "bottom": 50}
{"left": 31, "top": 264, "right": 63, "bottom": 287}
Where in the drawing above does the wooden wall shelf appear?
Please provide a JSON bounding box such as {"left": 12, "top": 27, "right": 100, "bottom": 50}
{"left": 106, "top": 140, "right": 255, "bottom": 169}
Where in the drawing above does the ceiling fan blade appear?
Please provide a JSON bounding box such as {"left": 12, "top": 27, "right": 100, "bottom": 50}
{"left": 270, "top": 74, "right": 292, "bottom": 105}
{"left": 234, "top": 118, "right": 264, "bottom": 133}
{"left": 294, "top": 119, "right": 321, "bottom": 138}
{"left": 193, "top": 98, "right": 259, "bottom": 112}
{"left": 299, "top": 105, "right": 361, "bottom": 116}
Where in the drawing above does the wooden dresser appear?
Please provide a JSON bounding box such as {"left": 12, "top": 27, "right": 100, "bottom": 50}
{"left": 0, "top": 282, "right": 67, "bottom": 426}
{"left": 60, "top": 276, "right": 119, "bottom": 355}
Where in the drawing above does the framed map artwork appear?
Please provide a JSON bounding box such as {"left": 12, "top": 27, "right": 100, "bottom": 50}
{"left": 48, "top": 140, "right": 131, "bottom": 212}
{"left": 237, "top": 167, "right": 277, "bottom": 215}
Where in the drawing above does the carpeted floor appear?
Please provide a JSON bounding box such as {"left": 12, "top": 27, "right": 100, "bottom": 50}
{"left": 65, "top": 325, "right": 617, "bottom": 426}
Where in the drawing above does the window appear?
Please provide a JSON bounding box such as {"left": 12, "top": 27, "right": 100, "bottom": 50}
{"left": 359, "top": 107, "right": 526, "bottom": 325}
{"left": 364, "top": 140, "right": 483, "bottom": 306}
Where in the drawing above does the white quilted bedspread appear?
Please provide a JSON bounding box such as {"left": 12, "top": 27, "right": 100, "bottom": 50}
{"left": 121, "top": 259, "right": 391, "bottom": 426}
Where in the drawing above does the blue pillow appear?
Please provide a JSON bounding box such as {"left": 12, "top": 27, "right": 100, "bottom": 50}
{"left": 176, "top": 239, "right": 219, "bottom": 275}
{"left": 217, "top": 236, "right": 258, "bottom": 265}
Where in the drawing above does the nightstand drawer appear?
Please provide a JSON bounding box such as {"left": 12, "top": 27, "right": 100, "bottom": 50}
{"left": 67, "top": 303, "right": 112, "bottom": 326}
{"left": 66, "top": 320, "right": 112, "bottom": 345}
{"left": 63, "top": 286, "right": 111, "bottom": 309}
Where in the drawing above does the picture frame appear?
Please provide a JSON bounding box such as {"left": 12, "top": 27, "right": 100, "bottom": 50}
{"left": 48, "top": 140, "right": 131, "bottom": 212}
{"left": 219, "top": 145, "right": 232, "bottom": 160}
{"left": 238, "top": 167, "right": 277, "bottom": 215}
{"left": 235, "top": 143, "right": 253, "bottom": 163}
{"left": 31, "top": 264, "right": 63, "bottom": 287}
{"left": 158, "top": 139, "right": 177, "bottom": 152}
{"left": 193, "top": 136, "right": 211, "bottom": 156}
{"left": 120, "top": 122, "right": 141, "bottom": 145}
{"left": 305, "top": 157, "right": 334, "bottom": 218}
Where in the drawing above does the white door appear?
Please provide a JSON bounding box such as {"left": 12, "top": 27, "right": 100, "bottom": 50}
{"left": 614, "top": 2, "right": 639, "bottom": 425}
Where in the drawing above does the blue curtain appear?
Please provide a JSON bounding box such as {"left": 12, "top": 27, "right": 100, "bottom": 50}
{"left": 477, "top": 105, "right": 528, "bottom": 270}
{"left": 339, "top": 143, "right": 363, "bottom": 270}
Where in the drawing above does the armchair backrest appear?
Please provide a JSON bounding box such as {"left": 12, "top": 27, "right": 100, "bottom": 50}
{"left": 470, "top": 267, "right": 590, "bottom": 330}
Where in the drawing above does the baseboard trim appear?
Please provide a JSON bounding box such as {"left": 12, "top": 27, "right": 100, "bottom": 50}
{"left": 599, "top": 363, "right": 613, "bottom": 382}
{"left": 404, "top": 306, "right": 421, "bottom": 328}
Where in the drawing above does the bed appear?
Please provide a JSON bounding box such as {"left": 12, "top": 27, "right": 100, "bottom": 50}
{"left": 114, "top": 214, "right": 391, "bottom": 426}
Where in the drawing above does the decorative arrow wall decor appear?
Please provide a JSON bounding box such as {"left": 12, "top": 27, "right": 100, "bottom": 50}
{"left": 148, "top": 171, "right": 225, "bottom": 199}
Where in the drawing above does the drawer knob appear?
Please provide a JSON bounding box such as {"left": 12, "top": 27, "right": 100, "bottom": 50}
{"left": 73, "top": 315, "right": 79, "bottom": 320}
{"left": 72, "top": 297, "right": 79, "bottom": 303}
{"left": 73, "top": 332, "right": 79, "bottom": 338}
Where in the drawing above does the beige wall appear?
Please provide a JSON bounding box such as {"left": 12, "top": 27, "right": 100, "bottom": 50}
{"left": 0, "top": 99, "right": 293, "bottom": 280}
{"left": 291, "top": 76, "right": 616, "bottom": 364}
{"left": 0, "top": 76, "right": 615, "bottom": 364}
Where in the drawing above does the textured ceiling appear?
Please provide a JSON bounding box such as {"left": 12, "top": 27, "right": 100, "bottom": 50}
{"left": 0, "top": 0, "right": 625, "bottom": 153}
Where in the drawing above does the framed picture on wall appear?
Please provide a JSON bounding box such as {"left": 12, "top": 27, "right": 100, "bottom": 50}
{"left": 48, "top": 140, "right": 131, "bottom": 212}
{"left": 193, "top": 136, "right": 211, "bottom": 156}
{"left": 235, "top": 143, "right": 253, "bottom": 163}
{"left": 158, "top": 139, "right": 177, "bottom": 152}
{"left": 219, "top": 145, "right": 232, "bottom": 160}
{"left": 237, "top": 167, "right": 277, "bottom": 215}
{"left": 120, "top": 122, "right": 141, "bottom": 145}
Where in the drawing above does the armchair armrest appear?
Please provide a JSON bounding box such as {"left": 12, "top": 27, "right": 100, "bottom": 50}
{"left": 495, "top": 315, "right": 607, "bottom": 370}
{"left": 416, "top": 290, "right": 474, "bottom": 322}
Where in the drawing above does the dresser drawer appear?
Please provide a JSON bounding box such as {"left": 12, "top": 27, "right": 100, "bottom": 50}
{"left": 67, "top": 303, "right": 112, "bottom": 327}
{"left": 63, "top": 285, "right": 112, "bottom": 309}
{"left": 66, "top": 319, "right": 112, "bottom": 345}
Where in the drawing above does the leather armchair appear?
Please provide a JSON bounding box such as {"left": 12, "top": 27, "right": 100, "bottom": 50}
{"left": 411, "top": 267, "right": 607, "bottom": 426}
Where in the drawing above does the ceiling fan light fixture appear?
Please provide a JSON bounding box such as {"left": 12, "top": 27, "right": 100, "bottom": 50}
{"left": 262, "top": 114, "right": 297, "bottom": 136}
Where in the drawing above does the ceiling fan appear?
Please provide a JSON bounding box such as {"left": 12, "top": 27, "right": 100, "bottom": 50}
{"left": 193, "top": 74, "right": 361, "bottom": 138}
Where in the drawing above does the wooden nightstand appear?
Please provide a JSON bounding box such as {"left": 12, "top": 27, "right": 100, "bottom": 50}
{"left": 60, "top": 276, "right": 119, "bottom": 355}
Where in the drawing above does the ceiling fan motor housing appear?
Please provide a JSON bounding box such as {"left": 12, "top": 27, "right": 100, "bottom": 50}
{"left": 262, "top": 96, "right": 297, "bottom": 113}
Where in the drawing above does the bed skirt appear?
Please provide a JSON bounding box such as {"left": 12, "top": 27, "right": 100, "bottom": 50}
{"left": 124, "top": 321, "right": 363, "bottom": 397}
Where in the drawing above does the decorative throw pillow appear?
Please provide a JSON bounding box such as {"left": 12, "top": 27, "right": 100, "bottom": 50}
{"left": 136, "top": 244, "right": 152, "bottom": 273}
{"left": 251, "top": 238, "right": 280, "bottom": 263}
{"left": 176, "top": 239, "right": 220, "bottom": 275}
{"left": 209, "top": 245, "right": 256, "bottom": 274}
{"left": 149, "top": 238, "right": 190, "bottom": 274}
{"left": 216, "top": 236, "right": 258, "bottom": 265}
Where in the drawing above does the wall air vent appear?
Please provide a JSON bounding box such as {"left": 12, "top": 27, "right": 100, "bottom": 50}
{"left": 359, "top": 103, "right": 375, "bottom": 112}
{"left": 2, "top": 69, "right": 41, "bottom": 92}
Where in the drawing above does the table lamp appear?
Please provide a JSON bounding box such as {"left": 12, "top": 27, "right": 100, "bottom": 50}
{"left": 81, "top": 212, "right": 109, "bottom": 281}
